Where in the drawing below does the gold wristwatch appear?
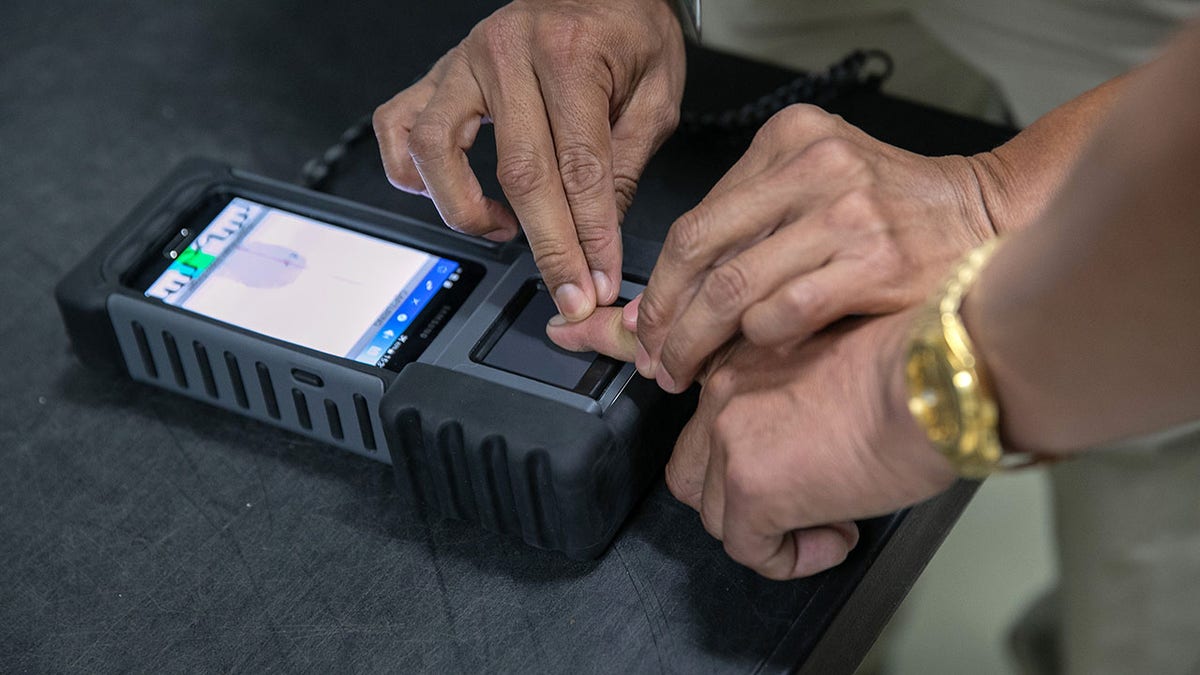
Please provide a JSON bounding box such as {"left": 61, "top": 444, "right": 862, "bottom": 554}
{"left": 904, "top": 240, "right": 1010, "bottom": 479}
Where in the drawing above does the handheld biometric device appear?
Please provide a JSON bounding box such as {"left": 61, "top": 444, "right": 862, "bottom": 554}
{"left": 56, "top": 159, "right": 689, "bottom": 559}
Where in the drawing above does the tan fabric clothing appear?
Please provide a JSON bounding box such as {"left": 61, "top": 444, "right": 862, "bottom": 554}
{"left": 701, "top": 0, "right": 1198, "bottom": 123}
{"left": 1048, "top": 421, "right": 1200, "bottom": 675}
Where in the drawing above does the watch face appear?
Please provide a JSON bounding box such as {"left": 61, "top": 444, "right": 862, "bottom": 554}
{"left": 906, "top": 337, "right": 962, "bottom": 448}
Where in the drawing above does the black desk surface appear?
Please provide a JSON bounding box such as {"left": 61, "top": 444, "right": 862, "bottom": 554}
{"left": 0, "top": 1, "right": 1009, "bottom": 672}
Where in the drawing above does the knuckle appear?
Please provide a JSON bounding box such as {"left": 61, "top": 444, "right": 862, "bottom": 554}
{"left": 762, "top": 103, "right": 832, "bottom": 139}
{"left": 530, "top": 240, "right": 577, "bottom": 285}
{"left": 439, "top": 202, "right": 487, "bottom": 234}
{"left": 475, "top": 13, "right": 523, "bottom": 59}
{"left": 371, "top": 102, "right": 395, "bottom": 138}
{"left": 576, "top": 220, "right": 619, "bottom": 261}
{"left": 699, "top": 263, "right": 752, "bottom": 315}
{"left": 636, "top": 290, "right": 669, "bottom": 334}
{"left": 664, "top": 209, "right": 712, "bottom": 265}
{"left": 704, "top": 366, "right": 738, "bottom": 401}
{"left": 613, "top": 172, "right": 639, "bottom": 215}
{"left": 664, "top": 460, "right": 697, "bottom": 506}
{"left": 712, "top": 407, "right": 742, "bottom": 449}
{"left": 496, "top": 147, "right": 549, "bottom": 199}
{"left": 658, "top": 338, "right": 690, "bottom": 378}
{"left": 536, "top": 13, "right": 594, "bottom": 61}
{"left": 802, "top": 136, "right": 862, "bottom": 171}
{"left": 782, "top": 277, "right": 825, "bottom": 319}
{"left": 407, "top": 116, "right": 454, "bottom": 164}
{"left": 557, "top": 145, "right": 608, "bottom": 198}
{"left": 373, "top": 101, "right": 412, "bottom": 155}
{"left": 383, "top": 161, "right": 423, "bottom": 193}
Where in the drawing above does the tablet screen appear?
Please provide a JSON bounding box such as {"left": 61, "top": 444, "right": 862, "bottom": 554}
{"left": 141, "top": 197, "right": 481, "bottom": 371}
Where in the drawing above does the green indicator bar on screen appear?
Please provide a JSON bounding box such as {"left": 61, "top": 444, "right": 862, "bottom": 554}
{"left": 172, "top": 246, "right": 216, "bottom": 275}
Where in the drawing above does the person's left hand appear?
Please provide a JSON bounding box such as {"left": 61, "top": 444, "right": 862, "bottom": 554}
{"left": 549, "top": 307, "right": 959, "bottom": 580}
{"left": 666, "top": 312, "right": 957, "bottom": 580}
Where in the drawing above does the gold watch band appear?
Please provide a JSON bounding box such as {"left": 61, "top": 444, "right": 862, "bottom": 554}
{"left": 905, "top": 240, "right": 1047, "bottom": 479}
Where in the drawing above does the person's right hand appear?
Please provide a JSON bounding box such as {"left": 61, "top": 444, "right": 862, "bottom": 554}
{"left": 633, "top": 105, "right": 998, "bottom": 393}
{"left": 373, "top": 0, "right": 686, "bottom": 321}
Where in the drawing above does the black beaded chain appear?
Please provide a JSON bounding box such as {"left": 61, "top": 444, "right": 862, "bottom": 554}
{"left": 679, "top": 49, "right": 893, "bottom": 133}
{"left": 300, "top": 49, "right": 893, "bottom": 189}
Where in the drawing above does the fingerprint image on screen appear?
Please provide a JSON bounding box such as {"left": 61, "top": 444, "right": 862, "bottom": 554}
{"left": 217, "top": 240, "right": 307, "bottom": 288}
{"left": 145, "top": 197, "right": 464, "bottom": 366}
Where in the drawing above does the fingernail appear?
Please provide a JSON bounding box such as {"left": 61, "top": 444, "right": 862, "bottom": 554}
{"left": 554, "top": 283, "right": 589, "bottom": 320}
{"left": 482, "top": 229, "right": 512, "bottom": 242}
{"left": 658, "top": 369, "right": 678, "bottom": 393}
{"left": 622, "top": 299, "right": 639, "bottom": 331}
{"left": 635, "top": 340, "right": 653, "bottom": 377}
{"left": 547, "top": 313, "right": 568, "bottom": 328}
{"left": 592, "top": 270, "right": 614, "bottom": 305}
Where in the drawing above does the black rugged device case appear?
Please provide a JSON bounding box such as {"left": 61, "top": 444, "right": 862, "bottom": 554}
{"left": 56, "top": 158, "right": 691, "bottom": 560}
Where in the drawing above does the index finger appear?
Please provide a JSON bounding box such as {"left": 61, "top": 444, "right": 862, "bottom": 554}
{"left": 633, "top": 136, "right": 785, "bottom": 381}
{"left": 483, "top": 63, "right": 598, "bottom": 321}
{"left": 637, "top": 180, "right": 791, "bottom": 386}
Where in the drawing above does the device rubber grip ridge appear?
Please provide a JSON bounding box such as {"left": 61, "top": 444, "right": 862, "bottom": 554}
{"left": 380, "top": 363, "right": 673, "bottom": 560}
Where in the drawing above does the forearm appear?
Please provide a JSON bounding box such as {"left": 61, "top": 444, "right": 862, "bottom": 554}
{"left": 962, "top": 22, "right": 1200, "bottom": 453}
{"left": 968, "top": 73, "right": 1133, "bottom": 236}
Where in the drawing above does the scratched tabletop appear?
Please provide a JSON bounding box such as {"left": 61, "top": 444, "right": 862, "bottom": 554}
{"left": 0, "top": 1, "right": 1012, "bottom": 672}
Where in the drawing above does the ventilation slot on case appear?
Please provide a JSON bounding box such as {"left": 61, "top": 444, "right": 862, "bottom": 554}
{"left": 324, "top": 399, "right": 344, "bottom": 440}
{"left": 224, "top": 351, "right": 249, "bottom": 409}
{"left": 161, "top": 331, "right": 188, "bottom": 388}
{"left": 353, "top": 394, "right": 376, "bottom": 451}
{"left": 292, "top": 389, "right": 312, "bottom": 430}
{"left": 193, "top": 341, "right": 218, "bottom": 398}
{"left": 255, "top": 362, "right": 280, "bottom": 420}
{"left": 131, "top": 321, "right": 157, "bottom": 379}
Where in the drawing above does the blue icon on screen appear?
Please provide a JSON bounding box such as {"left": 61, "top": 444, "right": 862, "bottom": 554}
{"left": 355, "top": 258, "right": 459, "bottom": 366}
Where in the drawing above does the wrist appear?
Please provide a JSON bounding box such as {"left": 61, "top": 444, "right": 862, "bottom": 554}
{"left": 964, "top": 151, "right": 1023, "bottom": 237}
{"left": 933, "top": 154, "right": 1003, "bottom": 245}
